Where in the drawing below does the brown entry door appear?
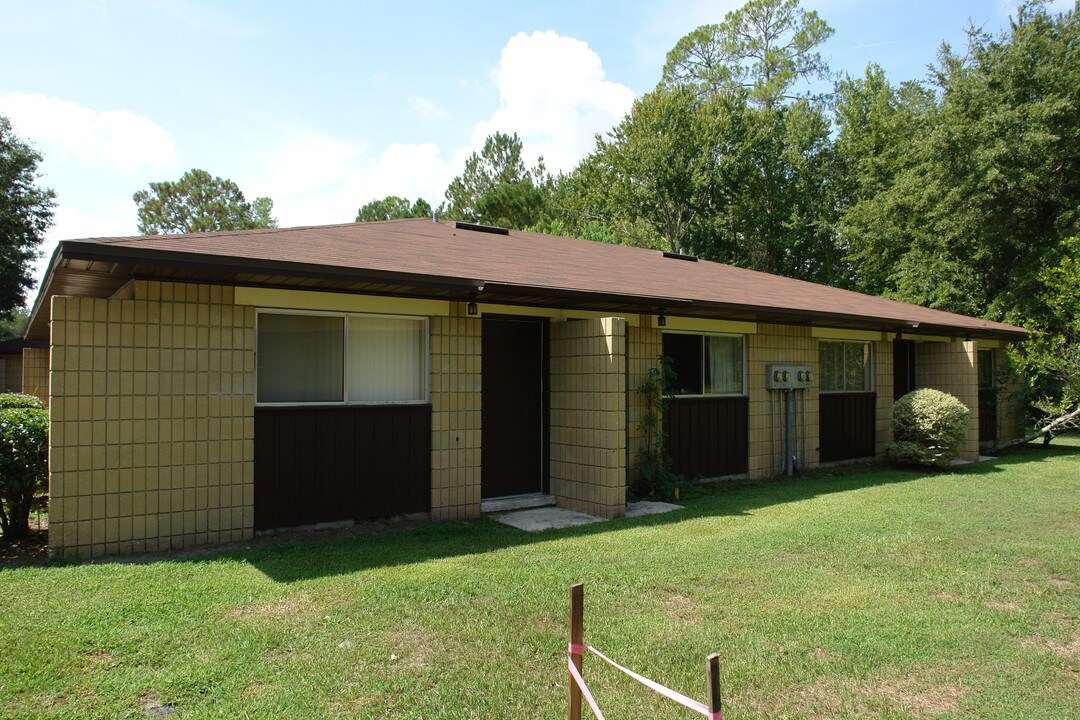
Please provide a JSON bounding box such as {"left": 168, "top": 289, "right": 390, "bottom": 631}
{"left": 482, "top": 317, "right": 546, "bottom": 498}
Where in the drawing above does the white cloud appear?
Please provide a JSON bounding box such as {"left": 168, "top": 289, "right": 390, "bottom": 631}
{"left": 245, "top": 135, "right": 455, "bottom": 228}
{"left": 407, "top": 96, "right": 448, "bottom": 119}
{"left": 0, "top": 92, "right": 176, "bottom": 173}
{"left": 470, "top": 30, "right": 637, "bottom": 173}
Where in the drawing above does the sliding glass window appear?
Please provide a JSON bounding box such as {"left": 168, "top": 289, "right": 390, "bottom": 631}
{"left": 256, "top": 311, "right": 428, "bottom": 405}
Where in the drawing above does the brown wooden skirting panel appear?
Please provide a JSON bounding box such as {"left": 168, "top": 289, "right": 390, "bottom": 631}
{"left": 254, "top": 404, "right": 431, "bottom": 530}
{"left": 664, "top": 396, "right": 749, "bottom": 479}
{"left": 819, "top": 392, "right": 876, "bottom": 462}
{"left": 978, "top": 388, "right": 998, "bottom": 443}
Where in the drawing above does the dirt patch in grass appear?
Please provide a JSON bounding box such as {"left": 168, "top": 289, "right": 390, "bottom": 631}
{"left": 386, "top": 625, "right": 442, "bottom": 671}
{"left": 984, "top": 600, "right": 1020, "bottom": 611}
{"left": 757, "top": 667, "right": 965, "bottom": 718}
{"left": 1023, "top": 630, "right": 1080, "bottom": 659}
{"left": 873, "top": 679, "right": 964, "bottom": 717}
{"left": 932, "top": 592, "right": 961, "bottom": 602}
{"left": 226, "top": 592, "right": 322, "bottom": 623}
{"left": 655, "top": 587, "right": 704, "bottom": 625}
{"left": 1048, "top": 575, "right": 1073, "bottom": 589}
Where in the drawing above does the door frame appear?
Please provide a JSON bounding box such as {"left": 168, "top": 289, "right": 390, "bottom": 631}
{"left": 480, "top": 314, "right": 550, "bottom": 498}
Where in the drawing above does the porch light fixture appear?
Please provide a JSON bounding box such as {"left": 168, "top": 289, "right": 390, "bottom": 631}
{"left": 894, "top": 332, "right": 903, "bottom": 341}
{"left": 657, "top": 310, "right": 667, "bottom": 327}
{"left": 467, "top": 299, "right": 478, "bottom": 316}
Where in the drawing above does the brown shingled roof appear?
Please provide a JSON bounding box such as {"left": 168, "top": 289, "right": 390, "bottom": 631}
{"left": 28, "top": 218, "right": 1026, "bottom": 340}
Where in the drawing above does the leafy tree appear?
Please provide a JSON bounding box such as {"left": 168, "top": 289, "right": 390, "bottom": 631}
{"left": 833, "top": 65, "right": 939, "bottom": 298}
{"left": 0, "top": 307, "right": 27, "bottom": 341}
{"left": 133, "top": 168, "right": 278, "bottom": 235}
{"left": 561, "top": 87, "right": 721, "bottom": 255}
{"left": 558, "top": 86, "right": 843, "bottom": 283}
{"left": 444, "top": 132, "right": 551, "bottom": 227}
{"left": 836, "top": 1, "right": 1079, "bottom": 320}
{"left": 355, "top": 195, "right": 433, "bottom": 222}
{"left": 0, "top": 116, "right": 55, "bottom": 317}
{"left": 662, "top": 0, "right": 834, "bottom": 108}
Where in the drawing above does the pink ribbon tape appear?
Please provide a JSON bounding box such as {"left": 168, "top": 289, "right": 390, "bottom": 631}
{"left": 568, "top": 643, "right": 722, "bottom": 720}
{"left": 568, "top": 656, "right": 606, "bottom": 720}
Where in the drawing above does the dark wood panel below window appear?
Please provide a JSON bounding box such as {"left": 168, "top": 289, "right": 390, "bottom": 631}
{"left": 254, "top": 404, "right": 431, "bottom": 530}
{"left": 664, "top": 396, "right": 749, "bottom": 479}
{"left": 819, "top": 392, "right": 876, "bottom": 462}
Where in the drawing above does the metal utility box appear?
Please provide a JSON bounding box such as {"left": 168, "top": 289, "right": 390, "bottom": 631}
{"left": 766, "top": 364, "right": 812, "bottom": 390}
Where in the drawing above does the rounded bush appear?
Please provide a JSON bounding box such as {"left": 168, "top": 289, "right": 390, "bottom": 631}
{"left": 0, "top": 393, "right": 43, "bottom": 410}
{"left": 888, "top": 388, "right": 970, "bottom": 468}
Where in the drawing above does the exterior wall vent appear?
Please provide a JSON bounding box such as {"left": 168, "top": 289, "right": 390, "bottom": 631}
{"left": 662, "top": 251, "right": 698, "bottom": 262}
{"left": 454, "top": 221, "right": 510, "bottom": 236}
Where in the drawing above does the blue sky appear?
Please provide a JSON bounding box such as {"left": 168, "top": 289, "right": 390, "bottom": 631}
{"left": 0, "top": 0, "right": 1072, "bottom": 290}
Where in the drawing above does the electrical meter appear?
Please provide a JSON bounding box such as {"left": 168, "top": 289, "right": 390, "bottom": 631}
{"left": 766, "top": 364, "right": 812, "bottom": 390}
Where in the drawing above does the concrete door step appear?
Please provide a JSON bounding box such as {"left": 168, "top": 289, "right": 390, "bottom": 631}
{"left": 480, "top": 492, "right": 556, "bottom": 514}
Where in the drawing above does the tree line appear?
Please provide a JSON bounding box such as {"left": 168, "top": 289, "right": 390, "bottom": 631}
{"left": 1, "top": 0, "right": 1076, "bottom": 420}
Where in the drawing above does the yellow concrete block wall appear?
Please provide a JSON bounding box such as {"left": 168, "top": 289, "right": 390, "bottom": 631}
{"left": 47, "top": 281, "right": 255, "bottom": 559}
{"left": 22, "top": 347, "right": 49, "bottom": 407}
{"left": 747, "top": 324, "right": 819, "bottom": 479}
{"left": 626, "top": 320, "right": 661, "bottom": 486}
{"left": 1, "top": 352, "right": 24, "bottom": 393}
{"left": 430, "top": 302, "right": 481, "bottom": 521}
{"left": 874, "top": 340, "right": 894, "bottom": 457}
{"left": 550, "top": 317, "right": 626, "bottom": 518}
{"left": 915, "top": 340, "right": 980, "bottom": 461}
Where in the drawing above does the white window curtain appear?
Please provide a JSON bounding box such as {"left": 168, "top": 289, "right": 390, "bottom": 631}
{"left": 348, "top": 317, "right": 425, "bottom": 402}
{"left": 704, "top": 335, "right": 744, "bottom": 394}
{"left": 257, "top": 314, "right": 344, "bottom": 403}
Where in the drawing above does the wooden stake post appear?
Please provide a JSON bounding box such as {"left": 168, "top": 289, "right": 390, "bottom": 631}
{"left": 706, "top": 653, "right": 722, "bottom": 717}
{"left": 568, "top": 583, "right": 584, "bottom": 720}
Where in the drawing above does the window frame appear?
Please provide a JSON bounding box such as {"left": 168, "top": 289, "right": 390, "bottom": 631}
{"left": 818, "top": 339, "right": 874, "bottom": 394}
{"left": 661, "top": 331, "right": 747, "bottom": 398}
{"left": 255, "top": 308, "right": 430, "bottom": 407}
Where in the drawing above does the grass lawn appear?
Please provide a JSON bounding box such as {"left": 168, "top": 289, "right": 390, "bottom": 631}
{"left": 1, "top": 439, "right": 1077, "bottom": 719}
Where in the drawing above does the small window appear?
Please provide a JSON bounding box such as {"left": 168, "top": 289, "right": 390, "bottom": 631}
{"left": 662, "top": 333, "right": 745, "bottom": 396}
{"left": 257, "top": 311, "right": 427, "bottom": 405}
{"left": 820, "top": 340, "right": 871, "bottom": 392}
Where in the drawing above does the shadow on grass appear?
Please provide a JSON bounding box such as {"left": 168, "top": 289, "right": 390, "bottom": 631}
{"left": 211, "top": 456, "right": 1033, "bottom": 583}
{"left": 18, "top": 435, "right": 1077, "bottom": 580}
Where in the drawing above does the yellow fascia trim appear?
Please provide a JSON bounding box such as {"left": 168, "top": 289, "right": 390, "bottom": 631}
{"left": 478, "top": 303, "right": 640, "bottom": 326}
{"left": 812, "top": 327, "right": 885, "bottom": 342}
{"left": 904, "top": 333, "right": 958, "bottom": 343}
{"left": 976, "top": 339, "right": 1004, "bottom": 349}
{"left": 235, "top": 287, "right": 450, "bottom": 316}
{"left": 655, "top": 316, "right": 757, "bottom": 334}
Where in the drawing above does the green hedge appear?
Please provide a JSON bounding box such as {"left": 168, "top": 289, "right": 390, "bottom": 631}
{"left": 0, "top": 394, "right": 48, "bottom": 539}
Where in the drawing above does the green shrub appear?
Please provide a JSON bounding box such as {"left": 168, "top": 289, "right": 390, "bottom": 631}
{"left": 888, "top": 388, "right": 970, "bottom": 468}
{"left": 633, "top": 357, "right": 687, "bottom": 502}
{"left": 0, "top": 393, "right": 43, "bottom": 409}
{"left": 0, "top": 397, "right": 48, "bottom": 539}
